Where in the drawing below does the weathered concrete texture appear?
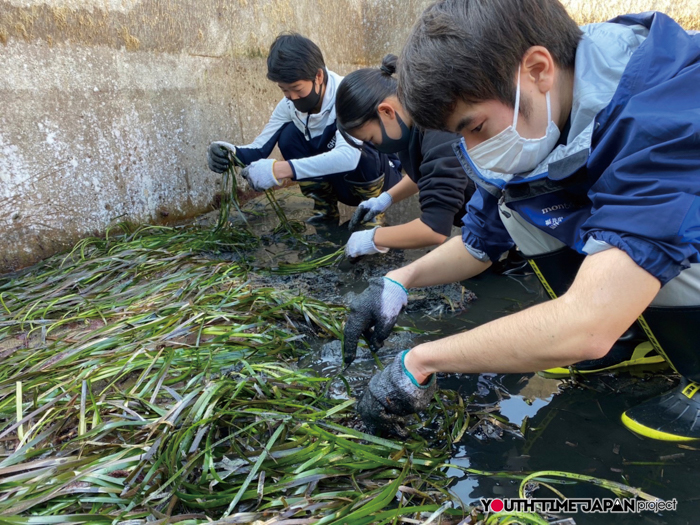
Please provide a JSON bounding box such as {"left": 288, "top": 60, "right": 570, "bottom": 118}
{"left": 1, "top": 39, "right": 227, "bottom": 263}
{"left": 0, "top": 0, "right": 366, "bottom": 271}
{"left": 362, "top": 0, "right": 431, "bottom": 64}
{"left": 1, "top": 0, "right": 699, "bottom": 271}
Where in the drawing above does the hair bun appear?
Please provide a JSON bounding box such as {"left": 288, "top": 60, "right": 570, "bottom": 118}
{"left": 379, "top": 54, "right": 398, "bottom": 76}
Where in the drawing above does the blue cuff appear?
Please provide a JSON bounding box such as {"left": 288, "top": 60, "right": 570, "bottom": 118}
{"left": 384, "top": 276, "right": 408, "bottom": 295}
{"left": 584, "top": 230, "right": 688, "bottom": 286}
{"left": 461, "top": 227, "right": 513, "bottom": 263}
{"left": 400, "top": 350, "right": 435, "bottom": 389}
{"left": 289, "top": 160, "right": 298, "bottom": 181}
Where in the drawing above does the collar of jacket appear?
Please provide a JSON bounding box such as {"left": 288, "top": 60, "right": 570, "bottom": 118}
{"left": 293, "top": 69, "right": 341, "bottom": 119}
{"left": 454, "top": 19, "right": 649, "bottom": 193}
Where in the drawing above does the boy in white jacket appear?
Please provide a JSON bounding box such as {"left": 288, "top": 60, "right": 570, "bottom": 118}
{"left": 208, "top": 33, "right": 402, "bottom": 223}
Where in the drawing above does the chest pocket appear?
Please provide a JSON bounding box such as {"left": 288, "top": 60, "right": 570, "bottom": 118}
{"left": 498, "top": 205, "right": 566, "bottom": 257}
{"left": 501, "top": 149, "right": 592, "bottom": 255}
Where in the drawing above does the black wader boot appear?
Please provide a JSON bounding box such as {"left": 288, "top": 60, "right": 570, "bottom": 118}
{"left": 527, "top": 248, "right": 665, "bottom": 378}
{"left": 298, "top": 179, "right": 339, "bottom": 224}
{"left": 621, "top": 306, "right": 700, "bottom": 441}
{"left": 346, "top": 174, "right": 386, "bottom": 227}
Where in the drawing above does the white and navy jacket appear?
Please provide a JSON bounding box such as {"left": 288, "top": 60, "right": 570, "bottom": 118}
{"left": 235, "top": 70, "right": 361, "bottom": 181}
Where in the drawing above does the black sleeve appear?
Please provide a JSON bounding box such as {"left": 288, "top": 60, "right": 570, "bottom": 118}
{"left": 397, "top": 127, "right": 422, "bottom": 182}
{"left": 416, "top": 131, "right": 476, "bottom": 236}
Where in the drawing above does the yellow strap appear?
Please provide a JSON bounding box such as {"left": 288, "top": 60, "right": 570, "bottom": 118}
{"left": 528, "top": 260, "right": 558, "bottom": 300}
{"left": 529, "top": 260, "right": 678, "bottom": 376}
{"left": 271, "top": 160, "right": 281, "bottom": 186}
{"left": 636, "top": 314, "right": 677, "bottom": 374}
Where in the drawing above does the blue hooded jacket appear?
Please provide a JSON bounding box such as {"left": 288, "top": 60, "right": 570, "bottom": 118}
{"left": 457, "top": 12, "right": 700, "bottom": 286}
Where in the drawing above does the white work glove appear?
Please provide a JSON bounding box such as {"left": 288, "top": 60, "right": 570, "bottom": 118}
{"left": 241, "top": 159, "right": 281, "bottom": 192}
{"left": 208, "top": 141, "right": 237, "bottom": 173}
{"left": 348, "top": 192, "right": 393, "bottom": 230}
{"left": 345, "top": 227, "right": 389, "bottom": 258}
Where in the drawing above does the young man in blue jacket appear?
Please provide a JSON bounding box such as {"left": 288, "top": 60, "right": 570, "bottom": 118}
{"left": 207, "top": 33, "right": 402, "bottom": 223}
{"left": 346, "top": 0, "right": 700, "bottom": 441}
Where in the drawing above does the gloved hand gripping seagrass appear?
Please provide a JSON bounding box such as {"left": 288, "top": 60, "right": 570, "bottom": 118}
{"left": 357, "top": 351, "right": 436, "bottom": 437}
{"left": 348, "top": 192, "right": 393, "bottom": 231}
{"left": 343, "top": 277, "right": 407, "bottom": 366}
{"left": 207, "top": 141, "right": 237, "bottom": 173}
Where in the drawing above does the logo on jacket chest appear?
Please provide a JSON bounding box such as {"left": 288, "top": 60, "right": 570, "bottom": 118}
{"left": 541, "top": 203, "right": 573, "bottom": 215}
{"left": 544, "top": 217, "right": 564, "bottom": 230}
{"left": 541, "top": 203, "right": 573, "bottom": 229}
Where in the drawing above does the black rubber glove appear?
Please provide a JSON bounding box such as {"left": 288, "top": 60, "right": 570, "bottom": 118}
{"left": 357, "top": 351, "right": 436, "bottom": 437}
{"left": 207, "top": 141, "right": 237, "bottom": 173}
{"left": 343, "top": 277, "right": 408, "bottom": 366}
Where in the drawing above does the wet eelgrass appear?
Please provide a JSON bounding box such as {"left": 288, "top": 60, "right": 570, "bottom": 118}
{"left": 0, "top": 219, "right": 474, "bottom": 523}
{"left": 0, "top": 181, "right": 660, "bottom": 523}
{"left": 217, "top": 154, "right": 308, "bottom": 248}
{"left": 216, "top": 159, "right": 345, "bottom": 274}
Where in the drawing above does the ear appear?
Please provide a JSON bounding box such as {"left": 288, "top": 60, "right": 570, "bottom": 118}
{"left": 521, "top": 46, "right": 555, "bottom": 94}
{"left": 377, "top": 102, "right": 396, "bottom": 119}
{"left": 316, "top": 68, "right": 325, "bottom": 84}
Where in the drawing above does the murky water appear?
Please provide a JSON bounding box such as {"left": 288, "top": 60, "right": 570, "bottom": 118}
{"left": 237, "top": 187, "right": 698, "bottom": 525}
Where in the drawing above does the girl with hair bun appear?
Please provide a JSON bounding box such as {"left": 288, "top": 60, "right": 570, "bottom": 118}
{"left": 207, "top": 34, "right": 402, "bottom": 224}
{"left": 336, "top": 54, "right": 476, "bottom": 257}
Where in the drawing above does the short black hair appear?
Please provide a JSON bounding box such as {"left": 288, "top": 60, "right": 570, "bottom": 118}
{"left": 267, "top": 33, "right": 327, "bottom": 84}
{"left": 398, "top": 0, "right": 583, "bottom": 130}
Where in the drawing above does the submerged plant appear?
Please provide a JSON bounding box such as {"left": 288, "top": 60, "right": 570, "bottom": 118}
{"left": 0, "top": 183, "right": 659, "bottom": 523}
{"left": 0, "top": 218, "right": 468, "bottom": 522}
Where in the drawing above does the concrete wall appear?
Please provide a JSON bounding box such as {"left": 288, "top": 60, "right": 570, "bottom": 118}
{"left": 1, "top": 0, "right": 698, "bottom": 271}
{"left": 0, "top": 0, "right": 373, "bottom": 271}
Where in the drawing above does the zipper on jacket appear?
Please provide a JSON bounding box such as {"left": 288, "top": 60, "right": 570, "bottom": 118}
{"left": 304, "top": 114, "right": 311, "bottom": 141}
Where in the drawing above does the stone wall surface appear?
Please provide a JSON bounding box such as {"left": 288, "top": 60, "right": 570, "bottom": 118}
{"left": 1, "top": 0, "right": 698, "bottom": 271}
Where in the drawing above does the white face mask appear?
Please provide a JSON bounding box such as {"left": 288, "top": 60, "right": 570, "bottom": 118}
{"left": 468, "top": 69, "right": 560, "bottom": 175}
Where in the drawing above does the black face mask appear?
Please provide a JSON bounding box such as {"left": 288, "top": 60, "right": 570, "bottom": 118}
{"left": 374, "top": 113, "right": 411, "bottom": 153}
{"left": 292, "top": 80, "right": 322, "bottom": 113}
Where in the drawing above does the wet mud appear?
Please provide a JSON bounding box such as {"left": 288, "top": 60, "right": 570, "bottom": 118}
{"left": 210, "top": 187, "right": 697, "bottom": 525}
